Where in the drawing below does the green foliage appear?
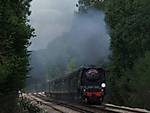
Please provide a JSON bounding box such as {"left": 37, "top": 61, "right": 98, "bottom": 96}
{"left": 20, "top": 98, "right": 44, "bottom": 113}
{"left": 0, "top": 0, "right": 34, "bottom": 92}
{"left": 105, "top": 0, "right": 150, "bottom": 74}
{"left": 104, "top": 0, "right": 150, "bottom": 105}
{"left": 0, "top": 63, "right": 8, "bottom": 82}
{"left": 47, "top": 64, "right": 64, "bottom": 80}
{"left": 0, "top": 0, "right": 34, "bottom": 112}
{"left": 128, "top": 52, "right": 150, "bottom": 108}
{"left": 78, "top": 0, "right": 105, "bottom": 11}
{"left": 47, "top": 58, "right": 77, "bottom": 80}
{"left": 66, "top": 58, "right": 77, "bottom": 73}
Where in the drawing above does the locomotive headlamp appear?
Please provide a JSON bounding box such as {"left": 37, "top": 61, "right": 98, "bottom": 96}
{"left": 83, "top": 89, "right": 86, "bottom": 92}
{"left": 101, "top": 83, "right": 106, "bottom": 88}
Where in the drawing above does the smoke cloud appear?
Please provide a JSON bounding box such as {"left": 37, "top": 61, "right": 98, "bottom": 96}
{"left": 29, "top": 0, "right": 78, "bottom": 50}
{"left": 27, "top": 0, "right": 110, "bottom": 91}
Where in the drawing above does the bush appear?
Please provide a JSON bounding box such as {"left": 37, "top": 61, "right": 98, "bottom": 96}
{"left": 128, "top": 52, "right": 150, "bottom": 109}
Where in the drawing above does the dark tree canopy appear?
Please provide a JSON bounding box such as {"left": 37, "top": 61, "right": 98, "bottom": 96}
{"left": 104, "top": 0, "right": 150, "bottom": 106}
{"left": 0, "top": 0, "right": 34, "bottom": 112}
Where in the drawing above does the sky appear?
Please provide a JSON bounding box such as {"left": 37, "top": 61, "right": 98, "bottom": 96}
{"left": 29, "top": 0, "right": 79, "bottom": 50}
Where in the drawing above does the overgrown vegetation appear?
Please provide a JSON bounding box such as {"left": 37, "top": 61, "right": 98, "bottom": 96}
{"left": 0, "top": 0, "right": 34, "bottom": 112}
{"left": 19, "top": 98, "right": 46, "bottom": 113}
{"left": 79, "top": 0, "right": 150, "bottom": 109}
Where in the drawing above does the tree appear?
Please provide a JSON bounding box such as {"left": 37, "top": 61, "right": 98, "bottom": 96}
{"left": 66, "top": 58, "right": 77, "bottom": 73}
{"left": 78, "top": 0, "right": 105, "bottom": 12}
{"left": 128, "top": 52, "right": 150, "bottom": 108}
{"left": 0, "top": 0, "right": 34, "bottom": 112}
{"left": 104, "top": 0, "right": 150, "bottom": 105}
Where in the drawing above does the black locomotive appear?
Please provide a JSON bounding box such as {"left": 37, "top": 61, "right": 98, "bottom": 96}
{"left": 47, "top": 65, "right": 106, "bottom": 104}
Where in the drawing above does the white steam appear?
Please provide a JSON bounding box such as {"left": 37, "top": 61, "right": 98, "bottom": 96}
{"left": 27, "top": 0, "right": 110, "bottom": 90}
{"left": 29, "top": 0, "right": 78, "bottom": 50}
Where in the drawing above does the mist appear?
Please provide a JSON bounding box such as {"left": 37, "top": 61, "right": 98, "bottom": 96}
{"left": 44, "top": 10, "right": 110, "bottom": 65}
{"left": 27, "top": 0, "right": 110, "bottom": 91}
{"left": 29, "top": 0, "right": 78, "bottom": 50}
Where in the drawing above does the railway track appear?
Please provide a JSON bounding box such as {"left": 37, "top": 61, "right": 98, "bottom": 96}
{"left": 31, "top": 93, "right": 113, "bottom": 113}
{"left": 86, "top": 104, "right": 149, "bottom": 113}
{"left": 103, "top": 104, "right": 149, "bottom": 113}
{"left": 29, "top": 92, "right": 150, "bottom": 113}
{"left": 26, "top": 93, "right": 98, "bottom": 113}
{"left": 23, "top": 93, "right": 63, "bottom": 113}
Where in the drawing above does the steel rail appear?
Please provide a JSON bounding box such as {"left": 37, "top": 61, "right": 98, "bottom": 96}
{"left": 84, "top": 104, "right": 149, "bottom": 113}
{"left": 34, "top": 93, "right": 150, "bottom": 113}
{"left": 30, "top": 94, "right": 94, "bottom": 113}
{"left": 102, "top": 104, "right": 149, "bottom": 113}
{"left": 33, "top": 93, "right": 116, "bottom": 113}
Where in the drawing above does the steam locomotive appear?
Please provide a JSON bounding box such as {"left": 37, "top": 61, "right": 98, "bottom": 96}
{"left": 47, "top": 65, "right": 106, "bottom": 104}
